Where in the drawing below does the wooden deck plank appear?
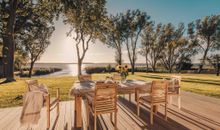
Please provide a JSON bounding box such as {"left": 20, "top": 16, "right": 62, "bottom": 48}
{"left": 0, "top": 91, "right": 220, "bottom": 130}
{"left": 55, "top": 101, "right": 66, "bottom": 130}
{"left": 4, "top": 107, "right": 22, "bottom": 130}
{"left": 0, "top": 107, "right": 20, "bottom": 129}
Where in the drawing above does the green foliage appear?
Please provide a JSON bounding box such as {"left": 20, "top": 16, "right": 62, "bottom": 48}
{"left": 106, "top": 64, "right": 112, "bottom": 73}
{"left": 188, "top": 15, "right": 220, "bottom": 73}
{"left": 85, "top": 66, "right": 108, "bottom": 74}
{"left": 64, "top": 0, "right": 107, "bottom": 75}
{"left": 123, "top": 9, "right": 151, "bottom": 74}
{"left": 207, "top": 54, "right": 220, "bottom": 76}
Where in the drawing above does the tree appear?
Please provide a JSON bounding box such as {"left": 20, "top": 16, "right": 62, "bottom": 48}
{"left": 207, "top": 54, "right": 220, "bottom": 76}
{"left": 159, "top": 23, "right": 184, "bottom": 73}
{"left": 102, "top": 15, "right": 125, "bottom": 65}
{"left": 20, "top": 23, "right": 54, "bottom": 77}
{"left": 139, "top": 23, "right": 154, "bottom": 72}
{"left": 147, "top": 23, "right": 164, "bottom": 72}
{"left": 188, "top": 15, "right": 220, "bottom": 73}
{"left": 14, "top": 50, "right": 28, "bottom": 76}
{"left": 64, "top": 0, "right": 107, "bottom": 75}
{"left": 0, "top": 0, "right": 18, "bottom": 82}
{"left": 0, "top": 0, "right": 61, "bottom": 82}
{"left": 123, "top": 9, "right": 151, "bottom": 74}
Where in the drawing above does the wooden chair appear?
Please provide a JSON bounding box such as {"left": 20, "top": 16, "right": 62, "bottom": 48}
{"left": 85, "top": 83, "right": 118, "bottom": 130}
{"left": 168, "top": 76, "right": 181, "bottom": 109}
{"left": 136, "top": 80, "right": 168, "bottom": 125}
{"left": 25, "top": 80, "right": 60, "bottom": 130}
{"left": 78, "top": 74, "right": 92, "bottom": 82}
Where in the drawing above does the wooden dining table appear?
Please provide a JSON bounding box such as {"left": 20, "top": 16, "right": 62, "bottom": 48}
{"left": 69, "top": 79, "right": 152, "bottom": 128}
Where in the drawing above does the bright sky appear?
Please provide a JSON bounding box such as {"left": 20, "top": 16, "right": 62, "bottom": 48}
{"left": 39, "top": 0, "right": 220, "bottom": 63}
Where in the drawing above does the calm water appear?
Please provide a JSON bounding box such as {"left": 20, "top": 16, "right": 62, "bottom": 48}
{"left": 33, "top": 63, "right": 146, "bottom": 77}
{"left": 34, "top": 63, "right": 88, "bottom": 76}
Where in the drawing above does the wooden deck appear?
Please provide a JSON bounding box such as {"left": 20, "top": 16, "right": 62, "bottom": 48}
{"left": 0, "top": 91, "right": 220, "bottom": 130}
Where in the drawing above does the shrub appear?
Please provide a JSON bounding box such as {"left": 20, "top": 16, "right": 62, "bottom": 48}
{"left": 34, "top": 68, "right": 61, "bottom": 76}
{"left": 85, "top": 66, "right": 106, "bottom": 74}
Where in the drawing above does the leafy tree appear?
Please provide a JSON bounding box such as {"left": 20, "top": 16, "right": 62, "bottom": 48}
{"left": 188, "top": 15, "right": 220, "bottom": 73}
{"left": 123, "top": 9, "right": 151, "bottom": 74}
{"left": 102, "top": 15, "right": 125, "bottom": 65}
{"left": 0, "top": 0, "right": 61, "bottom": 82}
{"left": 147, "top": 23, "right": 164, "bottom": 72}
{"left": 14, "top": 50, "right": 28, "bottom": 76}
{"left": 64, "top": 0, "right": 107, "bottom": 75}
{"left": 0, "top": 0, "right": 18, "bottom": 82}
{"left": 207, "top": 54, "right": 220, "bottom": 76}
{"left": 139, "top": 23, "right": 154, "bottom": 72}
{"left": 19, "top": 23, "right": 54, "bottom": 77}
{"left": 159, "top": 23, "right": 183, "bottom": 73}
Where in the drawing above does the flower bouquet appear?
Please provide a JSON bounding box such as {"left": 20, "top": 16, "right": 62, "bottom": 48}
{"left": 115, "top": 64, "right": 129, "bottom": 82}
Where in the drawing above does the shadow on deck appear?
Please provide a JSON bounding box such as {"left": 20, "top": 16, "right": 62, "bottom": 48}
{"left": 0, "top": 93, "right": 220, "bottom": 130}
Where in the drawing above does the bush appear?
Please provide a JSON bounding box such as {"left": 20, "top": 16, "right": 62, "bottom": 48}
{"left": 85, "top": 66, "right": 116, "bottom": 74}
{"left": 34, "top": 68, "right": 61, "bottom": 76}
{"left": 19, "top": 68, "right": 62, "bottom": 77}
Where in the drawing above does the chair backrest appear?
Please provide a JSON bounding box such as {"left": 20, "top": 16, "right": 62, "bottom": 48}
{"left": 151, "top": 80, "right": 168, "bottom": 99}
{"left": 112, "top": 73, "right": 121, "bottom": 81}
{"left": 94, "top": 83, "right": 117, "bottom": 112}
{"left": 78, "top": 74, "right": 92, "bottom": 82}
{"left": 171, "top": 75, "right": 181, "bottom": 87}
{"left": 25, "top": 80, "right": 39, "bottom": 91}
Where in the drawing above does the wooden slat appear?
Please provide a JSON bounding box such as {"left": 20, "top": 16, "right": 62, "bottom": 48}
{"left": 0, "top": 93, "right": 219, "bottom": 130}
{"left": 2, "top": 107, "right": 22, "bottom": 130}
{"left": 54, "top": 101, "right": 66, "bottom": 130}
{"left": 0, "top": 107, "right": 20, "bottom": 129}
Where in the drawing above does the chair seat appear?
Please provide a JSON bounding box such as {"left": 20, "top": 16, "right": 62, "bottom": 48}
{"left": 140, "top": 95, "right": 166, "bottom": 103}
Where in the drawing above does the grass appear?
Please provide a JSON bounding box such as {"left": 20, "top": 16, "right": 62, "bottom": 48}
{"left": 0, "top": 72, "right": 220, "bottom": 108}
{"left": 0, "top": 76, "right": 76, "bottom": 108}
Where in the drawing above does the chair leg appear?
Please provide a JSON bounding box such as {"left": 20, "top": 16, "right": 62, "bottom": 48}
{"left": 94, "top": 114, "right": 97, "bottom": 130}
{"left": 46, "top": 95, "right": 50, "bottom": 130}
{"left": 165, "top": 102, "right": 167, "bottom": 121}
{"left": 110, "top": 113, "right": 113, "bottom": 122}
{"left": 178, "top": 96, "right": 181, "bottom": 109}
{"left": 114, "top": 111, "right": 117, "bottom": 130}
{"left": 150, "top": 105, "right": 153, "bottom": 125}
{"left": 86, "top": 101, "right": 89, "bottom": 127}
{"left": 137, "top": 101, "right": 140, "bottom": 116}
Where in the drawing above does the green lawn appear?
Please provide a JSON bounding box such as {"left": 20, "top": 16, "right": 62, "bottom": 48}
{"left": 0, "top": 73, "right": 220, "bottom": 108}
{"left": 0, "top": 76, "right": 76, "bottom": 108}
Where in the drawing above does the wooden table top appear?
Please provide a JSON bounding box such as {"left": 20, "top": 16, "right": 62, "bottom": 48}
{"left": 69, "top": 79, "right": 152, "bottom": 96}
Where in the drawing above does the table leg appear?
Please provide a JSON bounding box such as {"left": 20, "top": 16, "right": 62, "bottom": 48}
{"left": 74, "top": 95, "right": 82, "bottom": 128}
{"left": 129, "top": 94, "right": 131, "bottom": 101}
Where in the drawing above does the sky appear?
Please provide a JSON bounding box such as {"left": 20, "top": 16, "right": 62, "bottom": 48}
{"left": 38, "top": 0, "right": 220, "bottom": 63}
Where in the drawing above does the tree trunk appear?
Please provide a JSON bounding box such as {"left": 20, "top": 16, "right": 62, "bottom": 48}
{"left": 78, "top": 59, "right": 82, "bottom": 76}
{"left": 169, "top": 68, "right": 172, "bottom": 73}
{"left": 198, "top": 49, "right": 208, "bottom": 73}
{"left": 217, "top": 58, "right": 219, "bottom": 76}
{"left": 145, "top": 57, "right": 148, "bottom": 73}
{"left": 2, "top": 0, "right": 17, "bottom": 82}
{"left": 217, "top": 65, "right": 219, "bottom": 76}
{"left": 131, "top": 63, "right": 135, "bottom": 75}
{"left": 28, "top": 61, "right": 34, "bottom": 78}
{"left": 198, "top": 37, "right": 210, "bottom": 74}
{"left": 118, "top": 49, "right": 122, "bottom": 65}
